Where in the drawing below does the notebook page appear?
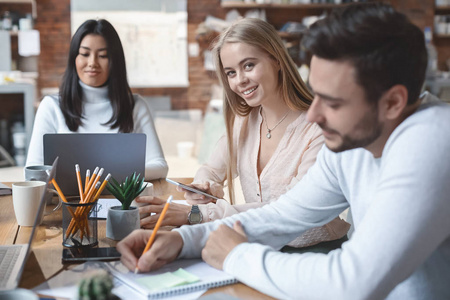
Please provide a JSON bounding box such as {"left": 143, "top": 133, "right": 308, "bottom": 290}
{"left": 102, "top": 259, "right": 237, "bottom": 299}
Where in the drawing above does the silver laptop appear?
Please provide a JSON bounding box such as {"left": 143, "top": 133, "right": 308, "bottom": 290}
{"left": 43, "top": 133, "right": 146, "bottom": 196}
{"left": 0, "top": 157, "right": 58, "bottom": 291}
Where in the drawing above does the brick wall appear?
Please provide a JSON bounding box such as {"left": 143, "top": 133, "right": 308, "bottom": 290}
{"left": 0, "top": 0, "right": 435, "bottom": 111}
{"left": 34, "top": 0, "right": 71, "bottom": 90}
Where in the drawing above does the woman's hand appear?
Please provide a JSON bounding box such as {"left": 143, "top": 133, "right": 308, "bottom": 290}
{"left": 177, "top": 182, "right": 219, "bottom": 205}
{"left": 136, "top": 196, "right": 191, "bottom": 229}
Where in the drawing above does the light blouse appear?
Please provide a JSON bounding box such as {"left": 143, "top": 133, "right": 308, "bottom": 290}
{"left": 194, "top": 107, "right": 349, "bottom": 247}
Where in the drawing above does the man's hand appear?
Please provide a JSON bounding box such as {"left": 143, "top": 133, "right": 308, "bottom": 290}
{"left": 116, "top": 229, "right": 183, "bottom": 272}
{"left": 135, "top": 196, "right": 191, "bottom": 228}
{"left": 202, "top": 221, "right": 248, "bottom": 270}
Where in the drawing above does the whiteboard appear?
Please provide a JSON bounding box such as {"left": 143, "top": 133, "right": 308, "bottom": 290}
{"left": 71, "top": 1, "right": 188, "bottom": 88}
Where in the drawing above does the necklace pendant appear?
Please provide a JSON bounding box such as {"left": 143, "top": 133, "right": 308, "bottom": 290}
{"left": 266, "top": 131, "right": 271, "bottom": 139}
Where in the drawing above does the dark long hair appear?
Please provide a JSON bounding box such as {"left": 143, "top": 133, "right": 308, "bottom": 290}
{"left": 302, "top": 3, "right": 427, "bottom": 105}
{"left": 59, "top": 19, "right": 134, "bottom": 132}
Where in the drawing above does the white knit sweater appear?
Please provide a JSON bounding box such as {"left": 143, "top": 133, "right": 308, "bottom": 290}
{"left": 26, "top": 81, "right": 168, "bottom": 180}
{"left": 175, "top": 93, "right": 450, "bottom": 299}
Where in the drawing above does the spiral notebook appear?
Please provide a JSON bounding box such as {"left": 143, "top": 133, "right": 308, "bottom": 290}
{"left": 103, "top": 259, "right": 237, "bottom": 299}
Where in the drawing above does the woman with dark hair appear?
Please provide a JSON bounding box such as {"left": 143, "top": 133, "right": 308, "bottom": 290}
{"left": 26, "top": 19, "right": 168, "bottom": 180}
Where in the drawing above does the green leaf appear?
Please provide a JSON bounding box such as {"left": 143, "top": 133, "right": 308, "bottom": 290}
{"left": 106, "top": 182, "right": 124, "bottom": 202}
{"left": 107, "top": 173, "right": 147, "bottom": 210}
{"left": 110, "top": 177, "right": 121, "bottom": 188}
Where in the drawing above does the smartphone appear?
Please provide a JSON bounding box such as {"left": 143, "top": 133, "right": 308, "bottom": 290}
{"left": 62, "top": 247, "right": 121, "bottom": 263}
{"left": 165, "top": 178, "right": 220, "bottom": 201}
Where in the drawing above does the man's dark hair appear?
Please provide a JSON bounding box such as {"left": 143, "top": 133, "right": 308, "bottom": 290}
{"left": 59, "top": 19, "right": 134, "bottom": 132}
{"left": 302, "top": 3, "right": 427, "bottom": 105}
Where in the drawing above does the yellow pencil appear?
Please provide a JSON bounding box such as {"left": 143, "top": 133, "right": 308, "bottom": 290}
{"left": 79, "top": 181, "right": 100, "bottom": 240}
{"left": 135, "top": 195, "right": 173, "bottom": 274}
{"left": 84, "top": 167, "right": 99, "bottom": 198}
{"left": 74, "top": 174, "right": 110, "bottom": 237}
{"left": 51, "top": 178, "right": 69, "bottom": 204}
{"left": 75, "top": 164, "right": 85, "bottom": 202}
{"left": 84, "top": 168, "right": 103, "bottom": 203}
{"left": 52, "top": 178, "right": 87, "bottom": 238}
{"left": 93, "top": 173, "right": 111, "bottom": 202}
{"left": 68, "top": 181, "right": 101, "bottom": 237}
{"left": 84, "top": 169, "right": 90, "bottom": 194}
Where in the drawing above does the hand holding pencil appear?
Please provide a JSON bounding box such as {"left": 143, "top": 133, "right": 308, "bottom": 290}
{"left": 116, "top": 195, "right": 185, "bottom": 273}
{"left": 135, "top": 195, "right": 173, "bottom": 273}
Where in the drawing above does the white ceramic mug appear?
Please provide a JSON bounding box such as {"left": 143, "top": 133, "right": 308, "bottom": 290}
{"left": 24, "top": 165, "right": 54, "bottom": 204}
{"left": 12, "top": 181, "right": 62, "bottom": 226}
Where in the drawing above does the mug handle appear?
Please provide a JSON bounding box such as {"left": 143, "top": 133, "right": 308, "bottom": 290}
{"left": 44, "top": 189, "right": 62, "bottom": 215}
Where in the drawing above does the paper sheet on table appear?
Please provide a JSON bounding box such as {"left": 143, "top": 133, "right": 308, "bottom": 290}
{"left": 33, "top": 261, "right": 206, "bottom": 300}
{"left": 92, "top": 198, "right": 121, "bottom": 219}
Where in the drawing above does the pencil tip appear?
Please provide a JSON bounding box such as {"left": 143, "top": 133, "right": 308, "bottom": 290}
{"left": 134, "top": 267, "right": 139, "bottom": 274}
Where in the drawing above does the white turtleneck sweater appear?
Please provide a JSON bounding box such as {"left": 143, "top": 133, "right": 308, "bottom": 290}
{"left": 26, "top": 81, "right": 168, "bottom": 180}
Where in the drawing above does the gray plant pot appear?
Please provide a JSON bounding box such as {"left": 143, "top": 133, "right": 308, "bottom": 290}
{"left": 106, "top": 206, "right": 140, "bottom": 241}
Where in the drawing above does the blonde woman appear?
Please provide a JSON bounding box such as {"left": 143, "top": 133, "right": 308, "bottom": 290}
{"left": 138, "top": 18, "right": 349, "bottom": 249}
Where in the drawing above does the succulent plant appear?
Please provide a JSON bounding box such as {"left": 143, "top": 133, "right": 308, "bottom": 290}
{"left": 106, "top": 172, "right": 147, "bottom": 210}
{"left": 78, "top": 269, "right": 119, "bottom": 300}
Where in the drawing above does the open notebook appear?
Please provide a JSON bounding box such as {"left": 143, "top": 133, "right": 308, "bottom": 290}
{"left": 102, "top": 259, "right": 237, "bottom": 299}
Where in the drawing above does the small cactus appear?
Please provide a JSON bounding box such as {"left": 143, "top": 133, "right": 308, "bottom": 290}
{"left": 78, "top": 269, "right": 119, "bottom": 300}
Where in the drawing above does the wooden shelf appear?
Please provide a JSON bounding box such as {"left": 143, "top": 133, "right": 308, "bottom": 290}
{"left": 0, "top": 0, "right": 37, "bottom": 18}
{"left": 278, "top": 31, "right": 302, "bottom": 39}
{"left": 221, "top": 1, "right": 344, "bottom": 9}
{"left": 435, "top": 33, "right": 450, "bottom": 38}
{"left": 435, "top": 6, "right": 450, "bottom": 13}
{"left": 0, "top": 0, "right": 32, "bottom": 3}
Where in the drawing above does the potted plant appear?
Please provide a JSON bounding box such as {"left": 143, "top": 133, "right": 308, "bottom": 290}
{"left": 78, "top": 269, "right": 120, "bottom": 300}
{"left": 105, "top": 172, "right": 147, "bottom": 240}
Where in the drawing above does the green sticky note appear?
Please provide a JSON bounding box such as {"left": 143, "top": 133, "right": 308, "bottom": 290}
{"left": 137, "top": 272, "right": 186, "bottom": 291}
{"left": 172, "top": 268, "right": 200, "bottom": 283}
{"left": 136, "top": 268, "right": 200, "bottom": 291}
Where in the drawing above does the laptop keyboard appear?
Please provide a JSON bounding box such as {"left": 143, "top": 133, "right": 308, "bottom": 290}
{"left": 0, "top": 247, "right": 22, "bottom": 287}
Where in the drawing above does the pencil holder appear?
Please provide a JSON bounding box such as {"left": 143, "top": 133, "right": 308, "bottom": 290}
{"left": 62, "top": 197, "right": 98, "bottom": 248}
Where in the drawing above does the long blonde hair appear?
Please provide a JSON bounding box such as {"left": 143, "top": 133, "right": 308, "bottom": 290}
{"left": 211, "top": 18, "right": 313, "bottom": 204}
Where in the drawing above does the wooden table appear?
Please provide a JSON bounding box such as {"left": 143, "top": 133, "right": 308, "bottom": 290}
{"left": 0, "top": 179, "right": 274, "bottom": 299}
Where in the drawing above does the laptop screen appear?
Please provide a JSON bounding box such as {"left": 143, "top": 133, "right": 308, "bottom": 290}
{"left": 43, "top": 133, "right": 146, "bottom": 196}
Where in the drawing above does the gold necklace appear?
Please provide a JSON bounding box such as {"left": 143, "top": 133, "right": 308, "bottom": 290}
{"left": 261, "top": 107, "right": 290, "bottom": 139}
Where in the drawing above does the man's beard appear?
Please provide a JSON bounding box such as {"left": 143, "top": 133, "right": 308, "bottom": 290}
{"left": 320, "top": 109, "right": 382, "bottom": 153}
